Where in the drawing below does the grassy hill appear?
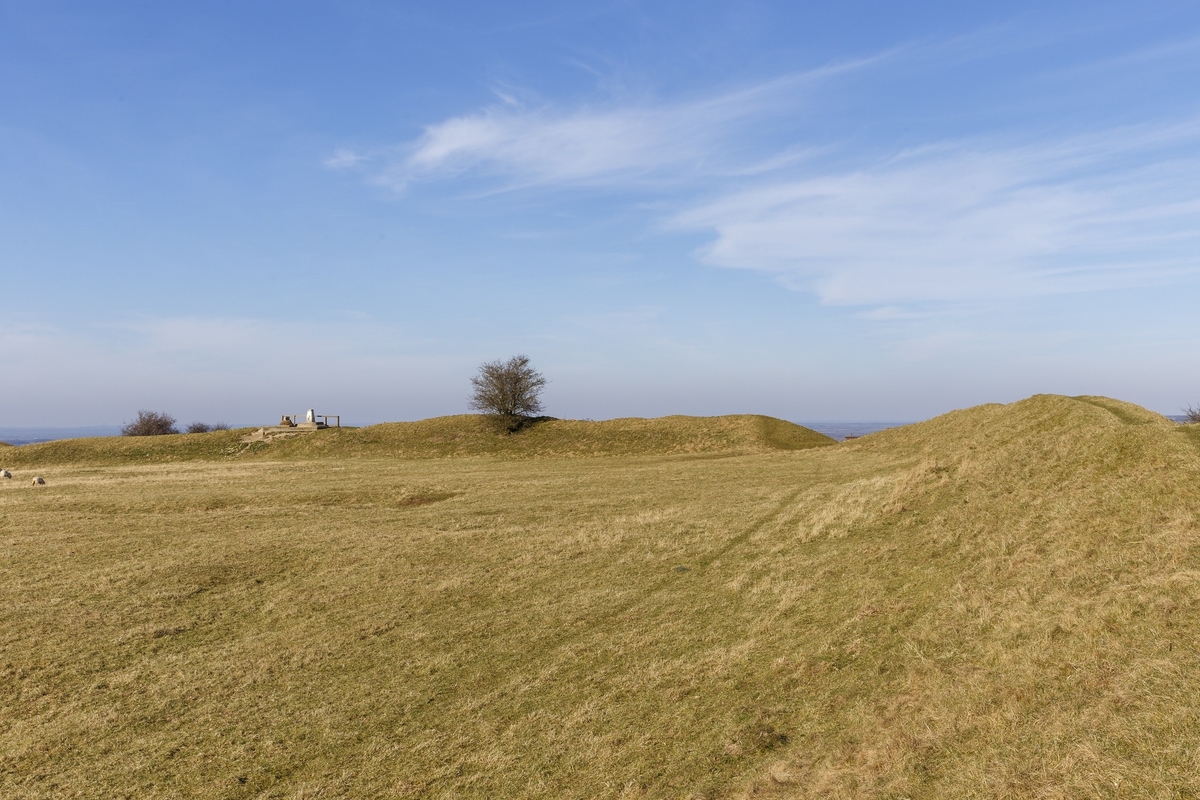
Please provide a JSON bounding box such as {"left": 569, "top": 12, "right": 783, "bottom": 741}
{"left": 2, "top": 395, "right": 1199, "bottom": 797}
{"left": 0, "top": 413, "right": 835, "bottom": 467}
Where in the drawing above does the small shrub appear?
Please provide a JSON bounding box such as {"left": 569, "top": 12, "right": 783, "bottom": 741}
{"left": 122, "top": 410, "right": 179, "bottom": 436}
{"left": 1184, "top": 405, "right": 1200, "bottom": 424}
{"left": 185, "top": 421, "right": 231, "bottom": 434}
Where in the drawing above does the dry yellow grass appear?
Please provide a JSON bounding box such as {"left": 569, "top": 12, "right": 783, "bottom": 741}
{"left": 0, "top": 414, "right": 833, "bottom": 468}
{"left": 1, "top": 397, "right": 1199, "bottom": 798}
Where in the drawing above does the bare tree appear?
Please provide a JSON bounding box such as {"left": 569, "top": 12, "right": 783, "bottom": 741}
{"left": 468, "top": 355, "right": 547, "bottom": 431}
{"left": 1184, "top": 404, "right": 1200, "bottom": 424}
{"left": 122, "top": 410, "right": 179, "bottom": 436}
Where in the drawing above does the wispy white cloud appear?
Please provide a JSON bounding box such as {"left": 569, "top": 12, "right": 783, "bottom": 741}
{"left": 328, "top": 56, "right": 888, "bottom": 191}
{"left": 673, "top": 124, "right": 1200, "bottom": 304}
{"left": 323, "top": 147, "right": 365, "bottom": 169}
{"left": 327, "top": 40, "right": 1200, "bottom": 307}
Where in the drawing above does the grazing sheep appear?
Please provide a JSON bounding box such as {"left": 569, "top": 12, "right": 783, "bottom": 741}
{"left": 31, "top": 476, "right": 45, "bottom": 486}
{"left": 0, "top": 469, "right": 11, "bottom": 479}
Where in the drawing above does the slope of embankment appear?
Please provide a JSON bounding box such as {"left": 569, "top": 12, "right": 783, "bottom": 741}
{"left": 724, "top": 393, "right": 1200, "bottom": 796}
{"left": 0, "top": 413, "right": 835, "bottom": 467}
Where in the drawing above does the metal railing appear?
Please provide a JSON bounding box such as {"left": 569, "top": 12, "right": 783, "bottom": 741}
{"left": 276, "top": 414, "right": 340, "bottom": 428}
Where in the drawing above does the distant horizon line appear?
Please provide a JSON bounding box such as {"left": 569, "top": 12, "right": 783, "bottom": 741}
{"left": 1, "top": 417, "right": 919, "bottom": 431}
{"left": 2, "top": 412, "right": 1192, "bottom": 434}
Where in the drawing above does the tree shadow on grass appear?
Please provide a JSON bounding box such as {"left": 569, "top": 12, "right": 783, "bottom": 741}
{"left": 487, "top": 415, "right": 559, "bottom": 435}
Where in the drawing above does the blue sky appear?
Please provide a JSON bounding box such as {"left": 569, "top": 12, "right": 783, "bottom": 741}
{"left": 4, "top": 1, "right": 1200, "bottom": 426}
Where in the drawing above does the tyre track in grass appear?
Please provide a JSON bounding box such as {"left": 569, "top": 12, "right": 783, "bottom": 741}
{"left": 558, "top": 485, "right": 805, "bottom": 644}
{"left": 397, "top": 483, "right": 812, "bottom": 793}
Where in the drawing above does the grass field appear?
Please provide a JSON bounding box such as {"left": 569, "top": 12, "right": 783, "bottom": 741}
{"left": 2, "top": 397, "right": 1199, "bottom": 798}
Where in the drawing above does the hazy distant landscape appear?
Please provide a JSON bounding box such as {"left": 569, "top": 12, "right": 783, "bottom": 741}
{"left": 0, "top": 427, "right": 124, "bottom": 446}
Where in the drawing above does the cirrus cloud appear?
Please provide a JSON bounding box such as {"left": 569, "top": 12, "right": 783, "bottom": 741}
{"left": 673, "top": 125, "right": 1200, "bottom": 304}
{"left": 328, "top": 48, "right": 1200, "bottom": 307}
{"left": 328, "top": 56, "right": 887, "bottom": 191}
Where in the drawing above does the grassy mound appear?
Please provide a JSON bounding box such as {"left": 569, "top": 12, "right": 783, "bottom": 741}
{"left": 787, "top": 393, "right": 1200, "bottom": 794}
{"left": 858, "top": 392, "right": 1178, "bottom": 455}
{"left": 0, "top": 428, "right": 247, "bottom": 467}
{"left": 260, "top": 413, "right": 834, "bottom": 460}
{"left": 0, "top": 414, "right": 834, "bottom": 467}
{"left": 3, "top": 394, "right": 1199, "bottom": 797}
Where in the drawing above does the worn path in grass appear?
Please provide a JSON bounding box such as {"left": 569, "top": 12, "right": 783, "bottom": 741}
{"left": 2, "top": 398, "right": 1200, "bottom": 798}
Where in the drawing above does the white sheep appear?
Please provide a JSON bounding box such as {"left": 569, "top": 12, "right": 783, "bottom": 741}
{"left": 31, "top": 476, "right": 45, "bottom": 486}
{"left": 0, "top": 469, "right": 11, "bottom": 479}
